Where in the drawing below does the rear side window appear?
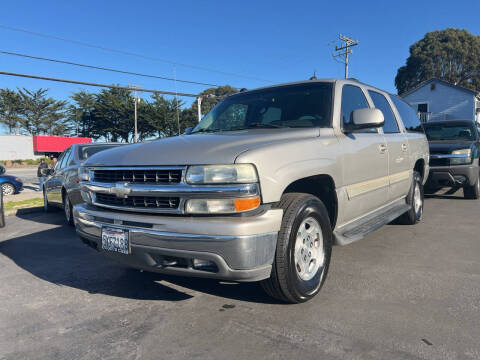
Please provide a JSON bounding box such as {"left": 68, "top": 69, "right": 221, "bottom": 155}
{"left": 390, "top": 96, "right": 424, "bottom": 133}
{"left": 368, "top": 91, "right": 399, "bottom": 134}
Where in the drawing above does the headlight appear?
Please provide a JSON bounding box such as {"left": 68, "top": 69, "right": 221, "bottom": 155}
{"left": 78, "top": 167, "right": 90, "bottom": 182}
{"left": 80, "top": 190, "right": 92, "bottom": 203}
{"left": 185, "top": 197, "right": 260, "bottom": 214}
{"left": 185, "top": 164, "right": 258, "bottom": 184}
{"left": 451, "top": 149, "right": 472, "bottom": 165}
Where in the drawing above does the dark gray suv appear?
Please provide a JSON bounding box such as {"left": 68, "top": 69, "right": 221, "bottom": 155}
{"left": 43, "top": 143, "right": 125, "bottom": 224}
{"left": 424, "top": 120, "right": 480, "bottom": 199}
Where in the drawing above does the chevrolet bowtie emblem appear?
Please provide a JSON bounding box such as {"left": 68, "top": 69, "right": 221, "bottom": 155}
{"left": 111, "top": 182, "right": 131, "bottom": 198}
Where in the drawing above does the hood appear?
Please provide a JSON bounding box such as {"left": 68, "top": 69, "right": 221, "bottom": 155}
{"left": 0, "top": 174, "right": 20, "bottom": 182}
{"left": 84, "top": 128, "right": 319, "bottom": 166}
{"left": 428, "top": 140, "right": 473, "bottom": 154}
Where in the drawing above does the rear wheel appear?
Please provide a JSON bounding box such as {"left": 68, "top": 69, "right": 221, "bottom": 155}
{"left": 463, "top": 176, "right": 479, "bottom": 200}
{"left": 397, "top": 171, "right": 423, "bottom": 225}
{"left": 1, "top": 183, "right": 15, "bottom": 196}
{"left": 261, "top": 193, "right": 332, "bottom": 303}
{"left": 64, "top": 194, "right": 74, "bottom": 225}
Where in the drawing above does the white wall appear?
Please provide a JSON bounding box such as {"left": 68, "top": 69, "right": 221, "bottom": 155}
{"left": 403, "top": 80, "right": 475, "bottom": 121}
{"left": 0, "top": 135, "right": 42, "bottom": 160}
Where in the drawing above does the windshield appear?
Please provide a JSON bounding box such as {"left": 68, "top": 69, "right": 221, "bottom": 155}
{"left": 78, "top": 144, "right": 122, "bottom": 161}
{"left": 424, "top": 123, "right": 475, "bottom": 141}
{"left": 192, "top": 82, "right": 333, "bottom": 133}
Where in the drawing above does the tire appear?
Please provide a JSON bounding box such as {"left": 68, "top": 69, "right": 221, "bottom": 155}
{"left": 64, "top": 193, "right": 74, "bottom": 226}
{"left": 0, "top": 190, "right": 5, "bottom": 228}
{"left": 463, "top": 175, "right": 479, "bottom": 200}
{"left": 397, "top": 171, "right": 423, "bottom": 225}
{"left": 1, "top": 183, "right": 15, "bottom": 196}
{"left": 43, "top": 188, "right": 52, "bottom": 212}
{"left": 261, "top": 193, "right": 333, "bottom": 303}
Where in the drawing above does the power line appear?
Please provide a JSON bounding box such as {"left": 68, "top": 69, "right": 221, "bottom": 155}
{"left": 0, "top": 24, "right": 273, "bottom": 83}
{"left": 0, "top": 50, "right": 222, "bottom": 87}
{"left": 0, "top": 70, "right": 199, "bottom": 97}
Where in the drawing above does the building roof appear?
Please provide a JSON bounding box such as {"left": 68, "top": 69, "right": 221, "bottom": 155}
{"left": 401, "top": 78, "right": 478, "bottom": 98}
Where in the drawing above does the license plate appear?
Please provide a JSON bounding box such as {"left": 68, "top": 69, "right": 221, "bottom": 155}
{"left": 101, "top": 227, "right": 130, "bottom": 254}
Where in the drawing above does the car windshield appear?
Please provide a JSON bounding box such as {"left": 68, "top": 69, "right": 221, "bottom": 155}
{"left": 424, "top": 123, "right": 475, "bottom": 141}
{"left": 78, "top": 144, "right": 122, "bottom": 161}
{"left": 191, "top": 82, "right": 333, "bottom": 133}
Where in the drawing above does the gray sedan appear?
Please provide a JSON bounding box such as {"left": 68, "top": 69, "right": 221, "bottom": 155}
{"left": 43, "top": 143, "right": 126, "bottom": 225}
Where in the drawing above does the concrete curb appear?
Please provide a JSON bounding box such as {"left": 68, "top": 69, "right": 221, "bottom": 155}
{"left": 5, "top": 206, "right": 44, "bottom": 217}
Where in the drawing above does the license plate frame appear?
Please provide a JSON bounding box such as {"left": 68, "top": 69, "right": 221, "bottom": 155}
{"left": 101, "top": 227, "right": 130, "bottom": 254}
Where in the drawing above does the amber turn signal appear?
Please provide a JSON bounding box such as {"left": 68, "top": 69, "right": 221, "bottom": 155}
{"left": 234, "top": 197, "right": 261, "bottom": 212}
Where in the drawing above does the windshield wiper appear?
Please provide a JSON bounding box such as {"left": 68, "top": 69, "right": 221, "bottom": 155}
{"left": 191, "top": 128, "right": 221, "bottom": 134}
{"left": 229, "top": 123, "right": 290, "bottom": 131}
{"left": 247, "top": 123, "right": 288, "bottom": 128}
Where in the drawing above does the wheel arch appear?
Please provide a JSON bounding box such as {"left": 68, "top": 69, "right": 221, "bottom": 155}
{"left": 414, "top": 158, "right": 425, "bottom": 181}
{"left": 282, "top": 174, "right": 338, "bottom": 228}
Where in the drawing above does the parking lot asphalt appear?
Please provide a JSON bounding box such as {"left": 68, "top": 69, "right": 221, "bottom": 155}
{"left": 0, "top": 192, "right": 479, "bottom": 360}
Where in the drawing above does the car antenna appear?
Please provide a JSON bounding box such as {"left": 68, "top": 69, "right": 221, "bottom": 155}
{"left": 309, "top": 70, "right": 317, "bottom": 80}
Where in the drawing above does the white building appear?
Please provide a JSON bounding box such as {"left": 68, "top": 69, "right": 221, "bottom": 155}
{"left": 401, "top": 78, "right": 480, "bottom": 123}
{"left": 0, "top": 135, "right": 42, "bottom": 161}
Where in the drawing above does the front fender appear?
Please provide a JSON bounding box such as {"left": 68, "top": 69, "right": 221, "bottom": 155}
{"left": 235, "top": 131, "right": 341, "bottom": 203}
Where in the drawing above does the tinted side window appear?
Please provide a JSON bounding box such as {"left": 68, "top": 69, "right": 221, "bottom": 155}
{"left": 341, "top": 85, "right": 370, "bottom": 123}
{"left": 58, "top": 149, "right": 71, "bottom": 170}
{"left": 369, "top": 91, "right": 399, "bottom": 134}
{"left": 390, "top": 96, "right": 424, "bottom": 133}
{"left": 54, "top": 153, "right": 65, "bottom": 171}
{"left": 341, "top": 85, "right": 373, "bottom": 133}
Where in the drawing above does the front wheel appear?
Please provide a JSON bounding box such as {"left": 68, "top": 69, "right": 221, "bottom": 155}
{"left": 397, "top": 171, "right": 423, "bottom": 225}
{"left": 261, "top": 193, "right": 332, "bottom": 303}
{"left": 463, "top": 176, "right": 479, "bottom": 200}
{"left": 2, "top": 183, "right": 15, "bottom": 196}
{"left": 64, "top": 194, "right": 74, "bottom": 226}
{"left": 43, "top": 188, "right": 52, "bottom": 212}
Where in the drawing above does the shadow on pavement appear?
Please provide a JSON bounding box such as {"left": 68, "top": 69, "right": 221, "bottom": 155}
{"left": 15, "top": 209, "right": 63, "bottom": 225}
{"left": 0, "top": 216, "right": 278, "bottom": 304}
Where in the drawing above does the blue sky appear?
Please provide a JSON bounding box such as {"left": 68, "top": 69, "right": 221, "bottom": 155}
{"left": 0, "top": 0, "right": 479, "bottom": 134}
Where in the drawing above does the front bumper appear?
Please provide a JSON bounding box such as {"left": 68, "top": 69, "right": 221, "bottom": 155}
{"left": 73, "top": 204, "right": 282, "bottom": 282}
{"left": 426, "top": 164, "right": 479, "bottom": 187}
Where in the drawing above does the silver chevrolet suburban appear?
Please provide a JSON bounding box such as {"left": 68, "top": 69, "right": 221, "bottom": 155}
{"left": 73, "top": 79, "right": 429, "bottom": 303}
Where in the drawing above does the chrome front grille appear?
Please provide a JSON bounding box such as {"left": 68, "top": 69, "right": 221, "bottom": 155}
{"left": 95, "top": 193, "right": 180, "bottom": 210}
{"left": 93, "top": 168, "right": 182, "bottom": 184}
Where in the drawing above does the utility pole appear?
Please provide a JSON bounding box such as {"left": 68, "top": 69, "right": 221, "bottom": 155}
{"left": 130, "top": 85, "right": 141, "bottom": 142}
{"left": 197, "top": 97, "right": 202, "bottom": 122}
{"left": 333, "top": 34, "right": 358, "bottom": 79}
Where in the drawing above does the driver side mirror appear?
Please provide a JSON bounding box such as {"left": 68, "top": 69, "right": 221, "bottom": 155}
{"left": 184, "top": 127, "right": 193, "bottom": 135}
{"left": 344, "top": 108, "right": 384, "bottom": 132}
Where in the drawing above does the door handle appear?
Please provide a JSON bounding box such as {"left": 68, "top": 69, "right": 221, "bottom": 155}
{"left": 379, "top": 144, "right": 388, "bottom": 154}
{"left": 401, "top": 143, "right": 408, "bottom": 152}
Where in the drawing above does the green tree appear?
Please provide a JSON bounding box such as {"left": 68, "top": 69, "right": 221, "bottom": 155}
{"left": 18, "top": 88, "right": 68, "bottom": 135}
{"left": 148, "top": 94, "right": 186, "bottom": 138}
{"left": 0, "top": 89, "right": 22, "bottom": 134}
{"left": 69, "top": 91, "right": 96, "bottom": 137}
{"left": 191, "top": 85, "right": 238, "bottom": 116}
{"left": 91, "top": 88, "right": 134, "bottom": 142}
{"left": 395, "top": 28, "right": 480, "bottom": 95}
